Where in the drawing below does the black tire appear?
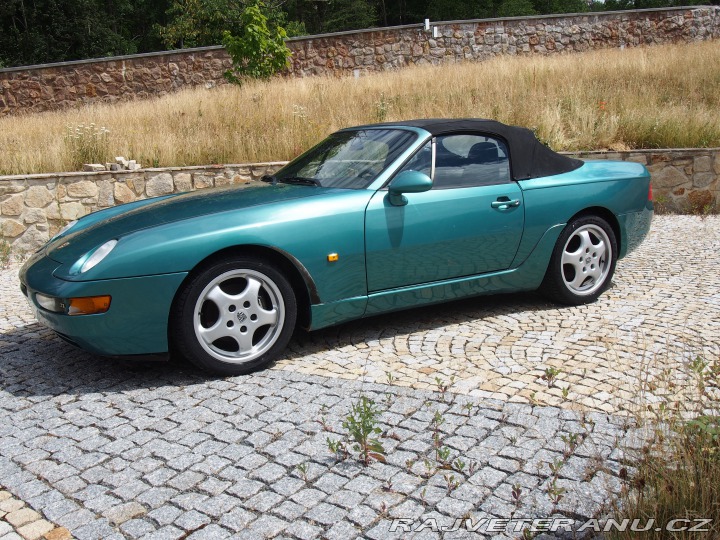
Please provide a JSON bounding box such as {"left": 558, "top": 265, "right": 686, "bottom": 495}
{"left": 539, "top": 215, "right": 618, "bottom": 305}
{"left": 171, "top": 256, "right": 297, "bottom": 376}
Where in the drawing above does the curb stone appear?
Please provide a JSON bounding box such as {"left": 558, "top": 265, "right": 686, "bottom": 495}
{"left": 0, "top": 490, "right": 73, "bottom": 540}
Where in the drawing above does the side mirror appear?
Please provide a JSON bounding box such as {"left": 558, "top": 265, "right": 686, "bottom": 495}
{"left": 387, "top": 170, "right": 433, "bottom": 206}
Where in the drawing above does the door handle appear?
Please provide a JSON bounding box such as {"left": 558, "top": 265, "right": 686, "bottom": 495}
{"left": 491, "top": 198, "right": 520, "bottom": 210}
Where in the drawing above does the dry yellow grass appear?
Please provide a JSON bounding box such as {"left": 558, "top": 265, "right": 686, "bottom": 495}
{"left": 1, "top": 40, "right": 719, "bottom": 175}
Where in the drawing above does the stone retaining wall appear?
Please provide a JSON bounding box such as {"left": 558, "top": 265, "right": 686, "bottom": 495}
{"left": 1, "top": 6, "right": 718, "bottom": 115}
{"left": 0, "top": 163, "right": 285, "bottom": 253}
{"left": 1, "top": 148, "right": 717, "bottom": 252}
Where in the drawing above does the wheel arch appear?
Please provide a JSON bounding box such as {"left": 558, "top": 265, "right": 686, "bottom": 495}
{"left": 567, "top": 206, "right": 621, "bottom": 257}
{"left": 169, "top": 244, "right": 317, "bottom": 333}
{"left": 539, "top": 208, "right": 619, "bottom": 305}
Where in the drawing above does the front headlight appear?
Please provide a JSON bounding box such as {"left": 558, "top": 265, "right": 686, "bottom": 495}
{"left": 80, "top": 239, "right": 118, "bottom": 273}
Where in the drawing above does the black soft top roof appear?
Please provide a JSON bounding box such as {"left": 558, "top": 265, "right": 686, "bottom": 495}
{"left": 359, "top": 118, "right": 583, "bottom": 181}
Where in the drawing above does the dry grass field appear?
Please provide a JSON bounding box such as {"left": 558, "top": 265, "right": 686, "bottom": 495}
{"left": 1, "top": 40, "right": 719, "bottom": 175}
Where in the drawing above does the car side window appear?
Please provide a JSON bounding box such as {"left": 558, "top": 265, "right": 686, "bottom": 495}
{"left": 433, "top": 134, "right": 510, "bottom": 189}
{"left": 397, "top": 140, "right": 432, "bottom": 177}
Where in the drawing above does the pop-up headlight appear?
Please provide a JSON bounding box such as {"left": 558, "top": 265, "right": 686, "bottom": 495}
{"left": 80, "top": 239, "right": 118, "bottom": 273}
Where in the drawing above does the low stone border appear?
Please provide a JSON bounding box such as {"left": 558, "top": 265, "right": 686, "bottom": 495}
{"left": 0, "top": 162, "right": 285, "bottom": 253}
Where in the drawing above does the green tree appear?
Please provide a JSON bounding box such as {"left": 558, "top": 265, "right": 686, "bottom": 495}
{"left": 283, "top": 0, "right": 380, "bottom": 34}
{"left": 222, "top": 1, "right": 291, "bottom": 83}
{"left": 321, "top": 0, "right": 378, "bottom": 32}
{"left": 530, "top": 0, "right": 587, "bottom": 14}
{"left": 426, "top": 0, "right": 480, "bottom": 20}
{"left": 158, "top": 0, "right": 293, "bottom": 48}
{"left": 0, "top": 0, "right": 168, "bottom": 68}
{"left": 159, "top": 0, "right": 243, "bottom": 48}
{"left": 381, "top": 0, "right": 427, "bottom": 26}
{"left": 496, "top": 0, "right": 536, "bottom": 17}
{"left": 424, "top": 0, "right": 537, "bottom": 21}
{"left": 603, "top": 0, "right": 705, "bottom": 8}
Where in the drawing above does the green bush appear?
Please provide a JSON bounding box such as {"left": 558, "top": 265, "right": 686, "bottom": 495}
{"left": 223, "top": 1, "right": 291, "bottom": 85}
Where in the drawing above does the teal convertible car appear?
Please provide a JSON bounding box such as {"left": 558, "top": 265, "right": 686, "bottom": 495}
{"left": 20, "top": 119, "right": 653, "bottom": 375}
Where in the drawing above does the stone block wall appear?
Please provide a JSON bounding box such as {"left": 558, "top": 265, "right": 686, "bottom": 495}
{"left": 1, "top": 6, "right": 718, "bottom": 115}
{"left": 0, "top": 163, "right": 284, "bottom": 254}
{"left": 1, "top": 148, "right": 718, "bottom": 252}
{"left": 0, "top": 48, "right": 235, "bottom": 115}
{"left": 290, "top": 6, "right": 719, "bottom": 75}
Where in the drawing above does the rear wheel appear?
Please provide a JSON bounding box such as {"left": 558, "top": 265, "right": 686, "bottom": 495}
{"left": 540, "top": 215, "right": 617, "bottom": 305}
{"left": 171, "top": 256, "right": 296, "bottom": 375}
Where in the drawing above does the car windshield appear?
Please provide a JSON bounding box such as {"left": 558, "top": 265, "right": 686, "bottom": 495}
{"left": 273, "top": 129, "right": 416, "bottom": 189}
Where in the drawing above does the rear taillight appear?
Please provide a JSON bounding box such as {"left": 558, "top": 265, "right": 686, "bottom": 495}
{"left": 648, "top": 183, "right": 653, "bottom": 201}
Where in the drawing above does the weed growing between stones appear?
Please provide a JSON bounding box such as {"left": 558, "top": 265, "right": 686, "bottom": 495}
{"left": 547, "top": 476, "right": 567, "bottom": 511}
{"left": 317, "top": 404, "right": 333, "bottom": 432}
{"left": 384, "top": 372, "right": 396, "bottom": 408}
{"left": 0, "top": 240, "right": 11, "bottom": 268}
{"left": 511, "top": 482, "right": 523, "bottom": 509}
{"left": 295, "top": 462, "right": 309, "bottom": 482}
{"left": 435, "top": 375, "right": 455, "bottom": 403}
{"left": 541, "top": 367, "right": 561, "bottom": 388}
{"left": 342, "top": 396, "right": 386, "bottom": 466}
{"left": 561, "top": 433, "right": 581, "bottom": 457}
{"left": 431, "top": 410, "right": 451, "bottom": 468}
{"left": 326, "top": 353, "right": 387, "bottom": 466}
{"left": 0, "top": 240, "right": 28, "bottom": 268}
{"left": 13, "top": 247, "right": 27, "bottom": 265}
{"left": 318, "top": 353, "right": 652, "bottom": 536}
{"left": 326, "top": 436, "right": 349, "bottom": 461}
{"left": 444, "top": 473, "right": 459, "bottom": 494}
{"left": 691, "top": 200, "right": 719, "bottom": 217}
{"left": 610, "top": 352, "right": 720, "bottom": 539}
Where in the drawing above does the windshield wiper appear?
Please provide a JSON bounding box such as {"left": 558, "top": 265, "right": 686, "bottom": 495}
{"left": 261, "top": 174, "right": 278, "bottom": 185}
{"left": 277, "top": 176, "right": 322, "bottom": 187}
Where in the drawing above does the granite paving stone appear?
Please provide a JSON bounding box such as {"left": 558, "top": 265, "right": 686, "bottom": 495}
{"left": 145, "top": 506, "right": 181, "bottom": 528}
{"left": 139, "top": 525, "right": 184, "bottom": 540}
{"left": 217, "top": 507, "right": 255, "bottom": 533}
{"left": 1, "top": 216, "right": 718, "bottom": 538}
{"left": 173, "top": 510, "right": 210, "bottom": 532}
{"left": 324, "top": 519, "right": 361, "bottom": 540}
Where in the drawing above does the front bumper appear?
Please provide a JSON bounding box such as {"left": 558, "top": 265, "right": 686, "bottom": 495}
{"left": 19, "top": 252, "right": 187, "bottom": 356}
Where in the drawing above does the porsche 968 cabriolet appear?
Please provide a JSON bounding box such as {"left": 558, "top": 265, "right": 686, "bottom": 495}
{"left": 20, "top": 119, "right": 653, "bottom": 375}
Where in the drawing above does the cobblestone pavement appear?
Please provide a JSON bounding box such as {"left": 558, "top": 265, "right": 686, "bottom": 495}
{"left": 0, "top": 215, "right": 718, "bottom": 539}
{"left": 277, "top": 215, "right": 720, "bottom": 414}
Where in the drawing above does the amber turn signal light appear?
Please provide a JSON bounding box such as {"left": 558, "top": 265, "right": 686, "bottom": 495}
{"left": 68, "top": 296, "right": 111, "bottom": 316}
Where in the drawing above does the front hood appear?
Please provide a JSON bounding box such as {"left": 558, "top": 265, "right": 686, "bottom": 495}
{"left": 46, "top": 182, "right": 330, "bottom": 264}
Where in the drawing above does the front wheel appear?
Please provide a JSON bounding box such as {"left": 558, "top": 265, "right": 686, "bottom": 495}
{"left": 171, "top": 256, "right": 297, "bottom": 375}
{"left": 540, "top": 215, "right": 618, "bottom": 305}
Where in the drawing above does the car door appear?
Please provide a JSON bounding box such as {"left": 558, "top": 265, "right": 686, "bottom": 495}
{"left": 365, "top": 133, "right": 524, "bottom": 292}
